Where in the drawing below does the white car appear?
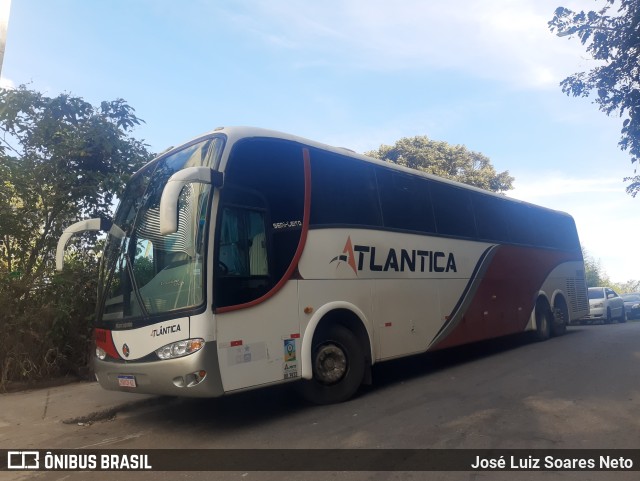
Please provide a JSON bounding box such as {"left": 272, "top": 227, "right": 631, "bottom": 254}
{"left": 583, "top": 287, "right": 626, "bottom": 324}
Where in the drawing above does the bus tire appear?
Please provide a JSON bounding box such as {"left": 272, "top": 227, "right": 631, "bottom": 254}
{"left": 534, "top": 299, "right": 552, "bottom": 341}
{"left": 551, "top": 300, "right": 568, "bottom": 337}
{"left": 300, "top": 324, "right": 365, "bottom": 404}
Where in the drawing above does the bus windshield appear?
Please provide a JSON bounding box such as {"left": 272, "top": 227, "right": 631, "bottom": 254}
{"left": 97, "top": 138, "right": 221, "bottom": 325}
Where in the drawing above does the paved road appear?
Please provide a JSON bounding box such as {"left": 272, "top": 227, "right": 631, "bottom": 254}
{"left": 3, "top": 322, "right": 640, "bottom": 480}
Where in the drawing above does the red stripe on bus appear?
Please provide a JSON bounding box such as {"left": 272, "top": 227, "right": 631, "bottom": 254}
{"left": 94, "top": 328, "right": 121, "bottom": 360}
{"left": 216, "top": 147, "right": 312, "bottom": 314}
{"left": 432, "top": 245, "right": 580, "bottom": 350}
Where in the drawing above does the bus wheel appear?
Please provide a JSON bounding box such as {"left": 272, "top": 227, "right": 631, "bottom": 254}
{"left": 551, "top": 301, "right": 568, "bottom": 337}
{"left": 534, "top": 300, "right": 552, "bottom": 341}
{"left": 300, "top": 324, "right": 365, "bottom": 404}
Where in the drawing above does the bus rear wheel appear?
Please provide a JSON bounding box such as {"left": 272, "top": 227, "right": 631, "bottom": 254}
{"left": 300, "top": 324, "right": 365, "bottom": 404}
{"left": 551, "top": 300, "right": 568, "bottom": 337}
{"left": 534, "top": 299, "right": 552, "bottom": 341}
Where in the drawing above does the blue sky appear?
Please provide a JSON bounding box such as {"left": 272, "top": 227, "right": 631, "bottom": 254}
{"left": 2, "top": 0, "right": 638, "bottom": 282}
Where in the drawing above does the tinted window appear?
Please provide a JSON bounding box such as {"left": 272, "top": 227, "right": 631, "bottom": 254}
{"left": 376, "top": 168, "right": 435, "bottom": 233}
{"left": 472, "top": 193, "right": 510, "bottom": 242}
{"left": 506, "top": 204, "right": 540, "bottom": 245}
{"left": 430, "top": 181, "right": 477, "bottom": 238}
{"left": 536, "top": 211, "right": 579, "bottom": 250}
{"left": 310, "top": 150, "right": 382, "bottom": 227}
{"left": 217, "top": 138, "right": 305, "bottom": 308}
{"left": 219, "top": 207, "right": 269, "bottom": 277}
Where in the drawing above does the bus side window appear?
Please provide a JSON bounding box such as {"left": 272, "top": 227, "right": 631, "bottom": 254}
{"left": 216, "top": 206, "right": 271, "bottom": 307}
{"left": 221, "top": 137, "right": 305, "bottom": 298}
{"left": 473, "top": 193, "right": 510, "bottom": 243}
{"left": 310, "top": 150, "right": 382, "bottom": 228}
{"left": 506, "top": 204, "right": 539, "bottom": 246}
{"left": 376, "top": 168, "right": 436, "bottom": 233}
{"left": 219, "top": 207, "right": 246, "bottom": 276}
{"left": 430, "top": 181, "right": 477, "bottom": 238}
{"left": 248, "top": 212, "right": 268, "bottom": 276}
{"left": 219, "top": 207, "right": 269, "bottom": 277}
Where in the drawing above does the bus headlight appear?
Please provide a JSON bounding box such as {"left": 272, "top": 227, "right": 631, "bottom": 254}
{"left": 156, "top": 338, "right": 205, "bottom": 360}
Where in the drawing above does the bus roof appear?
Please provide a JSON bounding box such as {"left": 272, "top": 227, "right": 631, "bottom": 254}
{"left": 139, "top": 126, "right": 574, "bottom": 220}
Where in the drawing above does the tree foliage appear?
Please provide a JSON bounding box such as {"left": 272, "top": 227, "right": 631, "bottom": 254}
{"left": 0, "top": 86, "right": 153, "bottom": 387}
{"left": 583, "top": 246, "right": 609, "bottom": 287}
{"left": 0, "top": 85, "right": 153, "bottom": 279}
{"left": 616, "top": 279, "right": 640, "bottom": 293}
{"left": 366, "top": 135, "right": 514, "bottom": 193}
{"left": 582, "top": 245, "right": 640, "bottom": 291}
{"left": 549, "top": 1, "right": 640, "bottom": 196}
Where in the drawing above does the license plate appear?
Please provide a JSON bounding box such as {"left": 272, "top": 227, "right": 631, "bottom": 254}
{"left": 117, "top": 375, "right": 137, "bottom": 388}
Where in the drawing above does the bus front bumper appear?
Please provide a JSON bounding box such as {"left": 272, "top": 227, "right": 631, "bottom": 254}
{"left": 93, "top": 341, "right": 224, "bottom": 398}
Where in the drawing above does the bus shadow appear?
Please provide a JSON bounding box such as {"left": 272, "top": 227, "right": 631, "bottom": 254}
{"left": 365, "top": 329, "right": 581, "bottom": 393}
{"left": 142, "top": 381, "right": 305, "bottom": 430}
{"left": 134, "top": 330, "right": 583, "bottom": 431}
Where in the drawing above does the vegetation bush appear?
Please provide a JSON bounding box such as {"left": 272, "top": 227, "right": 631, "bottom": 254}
{"left": 0, "top": 258, "right": 97, "bottom": 390}
{"left": 0, "top": 85, "right": 152, "bottom": 390}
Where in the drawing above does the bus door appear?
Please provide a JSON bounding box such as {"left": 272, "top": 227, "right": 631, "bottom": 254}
{"left": 213, "top": 138, "right": 307, "bottom": 392}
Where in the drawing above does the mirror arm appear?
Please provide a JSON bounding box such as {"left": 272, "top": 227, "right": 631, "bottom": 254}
{"left": 159, "top": 167, "right": 221, "bottom": 235}
{"left": 56, "top": 218, "right": 108, "bottom": 271}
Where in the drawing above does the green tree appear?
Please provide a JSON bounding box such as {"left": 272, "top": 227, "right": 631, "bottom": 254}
{"left": 0, "top": 85, "right": 153, "bottom": 279}
{"left": 0, "top": 86, "right": 153, "bottom": 387}
{"left": 582, "top": 246, "right": 609, "bottom": 287}
{"left": 549, "top": 1, "right": 640, "bottom": 196}
{"left": 616, "top": 279, "right": 640, "bottom": 293}
{"left": 366, "top": 136, "right": 514, "bottom": 193}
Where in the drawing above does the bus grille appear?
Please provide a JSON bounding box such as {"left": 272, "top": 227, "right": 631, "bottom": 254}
{"left": 567, "top": 273, "right": 588, "bottom": 313}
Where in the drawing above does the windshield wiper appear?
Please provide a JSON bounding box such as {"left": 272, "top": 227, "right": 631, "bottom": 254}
{"left": 123, "top": 252, "right": 150, "bottom": 319}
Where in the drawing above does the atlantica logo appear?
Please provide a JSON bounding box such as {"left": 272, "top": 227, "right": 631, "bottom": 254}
{"left": 330, "top": 236, "right": 457, "bottom": 274}
{"left": 329, "top": 236, "right": 358, "bottom": 275}
{"left": 150, "top": 324, "right": 182, "bottom": 337}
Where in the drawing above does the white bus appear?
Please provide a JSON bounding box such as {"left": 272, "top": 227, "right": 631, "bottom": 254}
{"left": 56, "top": 127, "right": 589, "bottom": 404}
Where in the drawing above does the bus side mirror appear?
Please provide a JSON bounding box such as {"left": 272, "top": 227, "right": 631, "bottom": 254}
{"left": 159, "top": 167, "right": 223, "bottom": 235}
{"left": 56, "top": 218, "right": 124, "bottom": 271}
